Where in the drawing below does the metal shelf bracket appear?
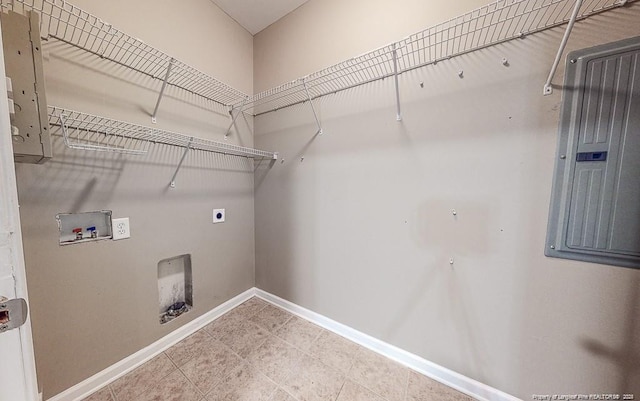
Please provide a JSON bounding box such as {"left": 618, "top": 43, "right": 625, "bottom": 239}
{"left": 169, "top": 137, "right": 193, "bottom": 188}
{"left": 224, "top": 96, "right": 248, "bottom": 139}
{"left": 543, "top": 0, "right": 584, "bottom": 95}
{"left": 393, "top": 43, "right": 402, "bottom": 121}
{"left": 302, "top": 79, "right": 323, "bottom": 135}
{"left": 152, "top": 58, "right": 175, "bottom": 123}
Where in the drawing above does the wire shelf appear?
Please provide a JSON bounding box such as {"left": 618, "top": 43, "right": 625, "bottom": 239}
{"left": 0, "top": 0, "right": 249, "bottom": 108}
{"left": 246, "top": 0, "right": 632, "bottom": 115}
{"left": 48, "top": 106, "right": 278, "bottom": 159}
{"left": 1, "top": 0, "right": 631, "bottom": 118}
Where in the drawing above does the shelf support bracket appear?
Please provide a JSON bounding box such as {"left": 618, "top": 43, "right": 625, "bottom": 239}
{"left": 393, "top": 43, "right": 402, "bottom": 121}
{"left": 543, "top": 0, "right": 583, "bottom": 95}
{"left": 152, "top": 58, "right": 175, "bottom": 123}
{"left": 224, "top": 96, "right": 248, "bottom": 139}
{"left": 169, "top": 137, "right": 193, "bottom": 188}
{"left": 58, "top": 113, "right": 71, "bottom": 148}
{"left": 302, "top": 79, "right": 323, "bottom": 135}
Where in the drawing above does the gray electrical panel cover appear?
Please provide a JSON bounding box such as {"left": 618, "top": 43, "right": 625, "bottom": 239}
{"left": 546, "top": 36, "right": 640, "bottom": 269}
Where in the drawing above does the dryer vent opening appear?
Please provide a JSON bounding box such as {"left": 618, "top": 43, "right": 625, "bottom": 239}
{"left": 158, "top": 254, "right": 193, "bottom": 324}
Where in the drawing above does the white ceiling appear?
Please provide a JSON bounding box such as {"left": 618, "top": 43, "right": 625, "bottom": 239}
{"left": 210, "top": 0, "right": 310, "bottom": 35}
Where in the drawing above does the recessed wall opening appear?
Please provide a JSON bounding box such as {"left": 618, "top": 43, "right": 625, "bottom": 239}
{"left": 56, "top": 210, "right": 113, "bottom": 245}
{"left": 158, "top": 254, "right": 193, "bottom": 324}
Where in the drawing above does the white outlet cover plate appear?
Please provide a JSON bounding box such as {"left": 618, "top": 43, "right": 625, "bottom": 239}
{"left": 213, "top": 209, "right": 225, "bottom": 223}
{"left": 112, "top": 217, "right": 131, "bottom": 240}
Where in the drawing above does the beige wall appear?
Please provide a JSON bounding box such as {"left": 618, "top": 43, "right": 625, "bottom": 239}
{"left": 13, "top": 0, "right": 255, "bottom": 398}
{"left": 69, "top": 0, "right": 254, "bottom": 95}
{"left": 253, "top": 1, "right": 640, "bottom": 399}
{"left": 253, "top": 0, "right": 489, "bottom": 92}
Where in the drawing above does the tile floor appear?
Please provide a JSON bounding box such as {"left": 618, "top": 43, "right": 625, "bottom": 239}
{"left": 82, "top": 297, "right": 474, "bottom": 401}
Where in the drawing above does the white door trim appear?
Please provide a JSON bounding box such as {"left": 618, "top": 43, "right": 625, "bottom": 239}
{"left": 0, "top": 16, "right": 40, "bottom": 401}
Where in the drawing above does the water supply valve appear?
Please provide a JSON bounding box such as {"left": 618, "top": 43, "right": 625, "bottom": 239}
{"left": 86, "top": 226, "right": 97, "bottom": 239}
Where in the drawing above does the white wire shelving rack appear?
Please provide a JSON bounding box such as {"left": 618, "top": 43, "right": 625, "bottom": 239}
{"left": 48, "top": 106, "right": 278, "bottom": 187}
{"left": 1, "top": 0, "right": 633, "bottom": 127}
{"left": 244, "top": 0, "right": 634, "bottom": 118}
{"left": 0, "top": 0, "right": 250, "bottom": 123}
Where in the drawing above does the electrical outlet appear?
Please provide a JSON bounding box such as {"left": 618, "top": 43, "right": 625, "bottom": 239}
{"left": 213, "top": 209, "right": 225, "bottom": 223}
{"left": 112, "top": 217, "right": 131, "bottom": 240}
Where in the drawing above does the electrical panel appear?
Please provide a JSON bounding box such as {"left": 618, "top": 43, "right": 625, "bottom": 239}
{"left": 1, "top": 10, "right": 51, "bottom": 163}
{"left": 546, "top": 36, "right": 640, "bottom": 269}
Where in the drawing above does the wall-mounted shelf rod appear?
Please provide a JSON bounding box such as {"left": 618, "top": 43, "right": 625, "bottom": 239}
{"left": 169, "top": 138, "right": 193, "bottom": 188}
{"left": 224, "top": 96, "right": 249, "bottom": 139}
{"left": 48, "top": 106, "right": 278, "bottom": 160}
{"left": 392, "top": 43, "right": 402, "bottom": 122}
{"left": 302, "top": 79, "right": 323, "bottom": 135}
{"left": 543, "top": 0, "right": 584, "bottom": 95}
{"left": 151, "top": 58, "right": 175, "bottom": 123}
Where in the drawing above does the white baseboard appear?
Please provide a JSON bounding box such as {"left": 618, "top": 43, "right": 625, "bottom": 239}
{"left": 47, "top": 288, "right": 256, "bottom": 401}
{"left": 48, "top": 287, "right": 520, "bottom": 401}
{"left": 254, "top": 289, "right": 521, "bottom": 401}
